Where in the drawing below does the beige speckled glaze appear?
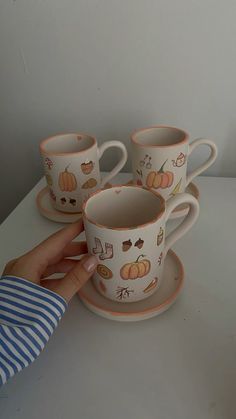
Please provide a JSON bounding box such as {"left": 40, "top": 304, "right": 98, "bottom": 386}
{"left": 83, "top": 185, "right": 199, "bottom": 303}
{"left": 40, "top": 133, "right": 127, "bottom": 213}
{"left": 131, "top": 125, "right": 217, "bottom": 201}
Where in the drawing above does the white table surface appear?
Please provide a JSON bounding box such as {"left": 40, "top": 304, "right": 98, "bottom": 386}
{"left": 0, "top": 173, "right": 236, "bottom": 419}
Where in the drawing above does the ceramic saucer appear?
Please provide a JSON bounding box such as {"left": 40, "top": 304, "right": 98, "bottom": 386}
{"left": 78, "top": 249, "right": 184, "bottom": 322}
{"left": 36, "top": 187, "right": 82, "bottom": 223}
{"left": 125, "top": 179, "right": 199, "bottom": 219}
{"left": 36, "top": 183, "right": 112, "bottom": 223}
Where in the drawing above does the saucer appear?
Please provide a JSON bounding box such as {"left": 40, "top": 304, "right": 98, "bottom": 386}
{"left": 125, "top": 179, "right": 199, "bottom": 219}
{"left": 78, "top": 249, "right": 184, "bottom": 322}
{"left": 36, "top": 187, "right": 82, "bottom": 223}
{"left": 36, "top": 183, "right": 112, "bottom": 223}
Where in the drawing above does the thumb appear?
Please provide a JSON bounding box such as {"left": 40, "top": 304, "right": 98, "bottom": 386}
{"left": 53, "top": 254, "right": 98, "bottom": 302}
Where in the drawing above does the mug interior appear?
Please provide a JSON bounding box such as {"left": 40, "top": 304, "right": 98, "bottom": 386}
{"left": 132, "top": 126, "right": 187, "bottom": 146}
{"left": 84, "top": 186, "right": 165, "bottom": 229}
{"left": 41, "top": 133, "right": 96, "bottom": 154}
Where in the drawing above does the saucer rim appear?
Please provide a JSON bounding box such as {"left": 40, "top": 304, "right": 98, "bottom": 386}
{"left": 78, "top": 249, "right": 184, "bottom": 317}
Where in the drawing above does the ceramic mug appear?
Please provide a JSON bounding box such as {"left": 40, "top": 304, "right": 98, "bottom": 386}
{"left": 40, "top": 133, "right": 128, "bottom": 213}
{"left": 131, "top": 126, "right": 218, "bottom": 201}
{"left": 83, "top": 185, "right": 199, "bottom": 303}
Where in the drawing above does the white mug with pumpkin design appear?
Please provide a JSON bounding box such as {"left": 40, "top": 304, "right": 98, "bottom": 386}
{"left": 131, "top": 126, "right": 217, "bottom": 200}
{"left": 40, "top": 133, "right": 128, "bottom": 213}
{"left": 83, "top": 185, "right": 199, "bottom": 303}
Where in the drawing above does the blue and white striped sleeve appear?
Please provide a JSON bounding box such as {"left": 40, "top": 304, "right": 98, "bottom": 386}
{"left": 0, "top": 275, "right": 67, "bottom": 386}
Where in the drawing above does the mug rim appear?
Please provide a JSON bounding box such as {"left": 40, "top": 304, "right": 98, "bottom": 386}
{"left": 40, "top": 132, "right": 97, "bottom": 156}
{"left": 130, "top": 125, "right": 189, "bottom": 148}
{"left": 82, "top": 184, "right": 166, "bottom": 230}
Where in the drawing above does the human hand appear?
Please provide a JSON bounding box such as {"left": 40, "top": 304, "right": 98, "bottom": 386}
{"left": 2, "top": 220, "right": 98, "bottom": 302}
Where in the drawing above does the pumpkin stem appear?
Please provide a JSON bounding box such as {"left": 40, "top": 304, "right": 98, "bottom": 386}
{"left": 135, "top": 254, "right": 146, "bottom": 262}
{"left": 158, "top": 159, "right": 168, "bottom": 173}
{"left": 65, "top": 164, "right": 71, "bottom": 172}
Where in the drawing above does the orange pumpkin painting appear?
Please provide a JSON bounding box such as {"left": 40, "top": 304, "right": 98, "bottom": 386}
{"left": 146, "top": 159, "right": 174, "bottom": 189}
{"left": 58, "top": 166, "right": 77, "bottom": 192}
{"left": 120, "top": 255, "right": 151, "bottom": 280}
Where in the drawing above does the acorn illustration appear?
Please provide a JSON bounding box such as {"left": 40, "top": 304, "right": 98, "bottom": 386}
{"left": 122, "top": 239, "right": 132, "bottom": 252}
{"left": 81, "top": 159, "right": 94, "bottom": 175}
{"left": 135, "top": 238, "right": 144, "bottom": 249}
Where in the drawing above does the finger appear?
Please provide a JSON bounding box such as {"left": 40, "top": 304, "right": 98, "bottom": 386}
{"left": 2, "top": 259, "right": 18, "bottom": 276}
{"left": 41, "top": 279, "right": 65, "bottom": 290}
{"left": 41, "top": 259, "right": 79, "bottom": 278}
{"left": 63, "top": 241, "right": 88, "bottom": 257}
{"left": 27, "top": 220, "right": 84, "bottom": 265}
{"left": 50, "top": 254, "right": 98, "bottom": 302}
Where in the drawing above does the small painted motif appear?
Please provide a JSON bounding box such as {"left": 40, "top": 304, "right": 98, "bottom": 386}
{"left": 45, "top": 157, "right": 53, "bottom": 170}
{"left": 169, "top": 178, "right": 182, "bottom": 197}
{"left": 97, "top": 264, "right": 113, "bottom": 279}
{"left": 60, "top": 197, "right": 66, "bottom": 205}
{"left": 158, "top": 252, "right": 163, "bottom": 266}
{"left": 139, "top": 154, "right": 149, "bottom": 167}
{"left": 92, "top": 238, "right": 114, "bottom": 260}
{"left": 82, "top": 178, "right": 97, "bottom": 189}
{"left": 134, "top": 238, "right": 144, "bottom": 249}
{"left": 143, "top": 277, "right": 158, "bottom": 293}
{"left": 59, "top": 166, "right": 77, "bottom": 192}
{"left": 145, "top": 156, "right": 152, "bottom": 169}
{"left": 136, "top": 169, "right": 143, "bottom": 178}
{"left": 157, "top": 227, "right": 164, "bottom": 246}
{"left": 69, "top": 198, "right": 76, "bottom": 206}
{"left": 93, "top": 237, "right": 103, "bottom": 254}
{"left": 120, "top": 255, "right": 151, "bottom": 280}
{"left": 49, "top": 189, "right": 56, "bottom": 201}
{"left": 172, "top": 153, "right": 186, "bottom": 168}
{"left": 81, "top": 160, "right": 94, "bottom": 175}
{"left": 122, "top": 239, "right": 132, "bottom": 252}
{"left": 146, "top": 159, "right": 174, "bottom": 189}
{"left": 116, "top": 286, "right": 134, "bottom": 300}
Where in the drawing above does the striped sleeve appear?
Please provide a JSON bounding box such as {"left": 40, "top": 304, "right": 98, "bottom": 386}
{"left": 0, "top": 275, "right": 67, "bottom": 386}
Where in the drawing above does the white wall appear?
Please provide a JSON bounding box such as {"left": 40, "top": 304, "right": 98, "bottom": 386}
{"left": 1, "top": 0, "right": 236, "bottom": 222}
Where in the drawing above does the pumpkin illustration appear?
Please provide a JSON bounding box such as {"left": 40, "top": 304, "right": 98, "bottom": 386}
{"left": 146, "top": 159, "right": 174, "bottom": 189}
{"left": 120, "top": 255, "right": 151, "bottom": 280}
{"left": 58, "top": 166, "right": 77, "bottom": 192}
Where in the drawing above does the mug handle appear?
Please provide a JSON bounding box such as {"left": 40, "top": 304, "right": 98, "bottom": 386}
{"left": 163, "top": 193, "right": 199, "bottom": 257}
{"left": 186, "top": 138, "right": 217, "bottom": 187}
{"left": 98, "top": 141, "right": 128, "bottom": 187}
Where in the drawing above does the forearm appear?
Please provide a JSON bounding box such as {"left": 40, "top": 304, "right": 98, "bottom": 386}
{"left": 0, "top": 275, "right": 67, "bottom": 385}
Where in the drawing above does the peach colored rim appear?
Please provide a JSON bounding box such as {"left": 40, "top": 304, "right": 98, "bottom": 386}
{"left": 78, "top": 249, "right": 184, "bottom": 316}
{"left": 36, "top": 187, "right": 82, "bottom": 216}
{"left": 131, "top": 125, "right": 189, "bottom": 148}
{"left": 40, "top": 132, "right": 97, "bottom": 157}
{"left": 126, "top": 179, "right": 200, "bottom": 212}
{"left": 82, "top": 184, "right": 166, "bottom": 231}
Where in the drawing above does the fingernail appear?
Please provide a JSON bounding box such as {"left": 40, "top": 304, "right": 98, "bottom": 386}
{"left": 82, "top": 255, "right": 98, "bottom": 273}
